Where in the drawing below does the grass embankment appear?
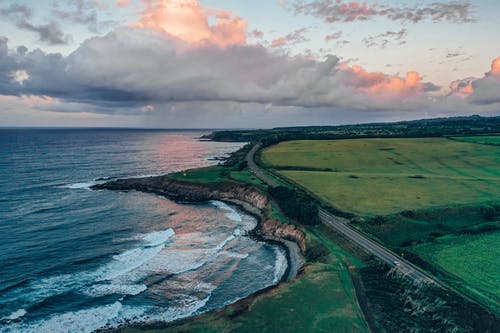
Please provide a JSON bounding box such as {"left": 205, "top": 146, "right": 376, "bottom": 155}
{"left": 261, "top": 138, "right": 500, "bottom": 216}
{"left": 262, "top": 136, "right": 500, "bottom": 313}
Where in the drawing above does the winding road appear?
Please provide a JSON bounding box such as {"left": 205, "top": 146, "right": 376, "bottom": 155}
{"left": 246, "top": 142, "right": 438, "bottom": 285}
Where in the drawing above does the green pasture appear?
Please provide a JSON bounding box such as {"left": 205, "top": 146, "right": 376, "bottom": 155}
{"left": 412, "top": 231, "right": 500, "bottom": 313}
{"left": 262, "top": 138, "right": 500, "bottom": 216}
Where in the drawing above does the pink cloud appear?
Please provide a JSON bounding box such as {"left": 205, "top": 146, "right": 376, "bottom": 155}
{"left": 116, "top": 0, "right": 131, "bottom": 7}
{"left": 450, "top": 57, "right": 500, "bottom": 99}
{"left": 270, "top": 28, "right": 309, "bottom": 48}
{"left": 339, "top": 64, "right": 428, "bottom": 100}
{"left": 450, "top": 78, "right": 474, "bottom": 97}
{"left": 487, "top": 57, "right": 500, "bottom": 77}
{"left": 324, "top": 31, "right": 342, "bottom": 42}
{"left": 132, "top": 0, "right": 247, "bottom": 48}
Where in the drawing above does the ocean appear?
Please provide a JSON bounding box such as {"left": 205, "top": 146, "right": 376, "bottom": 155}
{"left": 0, "top": 129, "right": 287, "bottom": 333}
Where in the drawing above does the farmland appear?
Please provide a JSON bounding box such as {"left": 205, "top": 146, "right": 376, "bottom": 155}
{"left": 411, "top": 232, "right": 500, "bottom": 312}
{"left": 261, "top": 136, "right": 500, "bottom": 313}
{"left": 261, "top": 137, "right": 500, "bottom": 216}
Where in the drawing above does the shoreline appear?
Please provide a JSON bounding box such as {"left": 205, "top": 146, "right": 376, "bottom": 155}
{"left": 221, "top": 198, "right": 304, "bottom": 281}
{"left": 91, "top": 175, "right": 305, "bottom": 331}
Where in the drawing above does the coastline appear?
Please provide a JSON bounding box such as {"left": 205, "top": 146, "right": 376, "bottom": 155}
{"left": 91, "top": 175, "right": 305, "bottom": 330}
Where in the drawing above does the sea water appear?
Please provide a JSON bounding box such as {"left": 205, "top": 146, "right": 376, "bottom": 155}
{"left": 0, "top": 129, "right": 287, "bottom": 332}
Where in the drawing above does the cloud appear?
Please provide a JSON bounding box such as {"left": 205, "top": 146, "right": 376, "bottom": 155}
{"left": 291, "top": 0, "right": 476, "bottom": 24}
{"left": 9, "top": 70, "right": 30, "bottom": 85}
{"left": 0, "top": 28, "right": 444, "bottom": 113}
{"left": 0, "top": 37, "right": 8, "bottom": 56}
{"left": 324, "top": 31, "right": 342, "bottom": 42}
{"left": 363, "top": 29, "right": 407, "bottom": 49}
{"left": 132, "top": 0, "right": 247, "bottom": 48}
{"left": 117, "top": 0, "right": 131, "bottom": 7}
{"left": 0, "top": 3, "right": 71, "bottom": 45}
{"left": 0, "top": 25, "right": 497, "bottom": 122}
{"left": 467, "top": 57, "right": 500, "bottom": 105}
{"left": 450, "top": 77, "right": 474, "bottom": 97}
{"left": 249, "top": 29, "right": 264, "bottom": 39}
{"left": 52, "top": 0, "right": 117, "bottom": 33}
{"left": 270, "top": 28, "right": 310, "bottom": 48}
{"left": 337, "top": 64, "right": 439, "bottom": 99}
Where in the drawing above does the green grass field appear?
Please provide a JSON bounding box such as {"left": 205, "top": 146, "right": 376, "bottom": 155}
{"left": 412, "top": 231, "right": 500, "bottom": 312}
{"left": 262, "top": 138, "right": 500, "bottom": 216}
{"left": 451, "top": 135, "right": 500, "bottom": 146}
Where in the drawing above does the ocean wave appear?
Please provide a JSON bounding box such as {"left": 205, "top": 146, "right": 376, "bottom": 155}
{"left": 220, "top": 251, "right": 249, "bottom": 259}
{"left": 2, "top": 309, "right": 27, "bottom": 321}
{"left": 82, "top": 283, "right": 147, "bottom": 297}
{"left": 0, "top": 228, "right": 176, "bottom": 308}
{"left": 272, "top": 247, "right": 288, "bottom": 284}
{"left": 142, "top": 228, "right": 175, "bottom": 247}
{"left": 61, "top": 182, "right": 96, "bottom": 190}
{"left": 210, "top": 201, "right": 243, "bottom": 223}
{"left": 3, "top": 301, "right": 124, "bottom": 333}
{"left": 2, "top": 294, "right": 213, "bottom": 333}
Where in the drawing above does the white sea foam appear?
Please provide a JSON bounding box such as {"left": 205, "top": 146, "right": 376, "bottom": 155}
{"left": 62, "top": 182, "right": 95, "bottom": 190}
{"left": 3, "top": 309, "right": 27, "bottom": 321}
{"left": 142, "top": 228, "right": 175, "bottom": 247}
{"left": 272, "top": 247, "right": 288, "bottom": 284}
{"left": 220, "top": 251, "right": 249, "bottom": 259}
{"left": 3, "top": 301, "right": 123, "bottom": 333}
{"left": 137, "top": 233, "right": 236, "bottom": 276}
{"left": 3, "top": 295, "right": 213, "bottom": 333}
{"left": 210, "top": 201, "right": 242, "bottom": 223}
{"left": 82, "top": 283, "right": 147, "bottom": 297}
{"left": 0, "top": 228, "right": 177, "bottom": 307}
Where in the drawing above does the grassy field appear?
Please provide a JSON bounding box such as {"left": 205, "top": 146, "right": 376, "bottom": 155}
{"left": 451, "top": 135, "right": 500, "bottom": 146}
{"left": 262, "top": 137, "right": 500, "bottom": 216}
{"left": 411, "top": 231, "right": 500, "bottom": 312}
{"left": 124, "top": 227, "right": 369, "bottom": 333}
{"left": 168, "top": 166, "right": 229, "bottom": 183}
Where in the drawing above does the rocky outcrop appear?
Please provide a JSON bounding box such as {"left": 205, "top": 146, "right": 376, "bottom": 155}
{"left": 261, "top": 218, "right": 306, "bottom": 253}
{"left": 92, "top": 177, "right": 268, "bottom": 210}
{"left": 92, "top": 176, "right": 306, "bottom": 256}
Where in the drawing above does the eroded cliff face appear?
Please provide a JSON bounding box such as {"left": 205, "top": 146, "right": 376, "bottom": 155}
{"left": 92, "top": 176, "right": 306, "bottom": 253}
{"left": 261, "top": 219, "right": 306, "bottom": 253}
{"left": 93, "top": 177, "right": 268, "bottom": 209}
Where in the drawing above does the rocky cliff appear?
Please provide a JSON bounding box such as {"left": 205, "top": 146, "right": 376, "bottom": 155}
{"left": 92, "top": 176, "right": 306, "bottom": 254}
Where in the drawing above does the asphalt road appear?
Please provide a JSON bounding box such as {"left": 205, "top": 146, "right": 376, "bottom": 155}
{"left": 245, "top": 143, "right": 280, "bottom": 187}
{"left": 246, "top": 142, "right": 438, "bottom": 285}
{"left": 318, "top": 209, "right": 435, "bottom": 284}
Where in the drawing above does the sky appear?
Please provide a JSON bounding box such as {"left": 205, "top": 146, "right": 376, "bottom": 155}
{"left": 0, "top": 0, "right": 499, "bottom": 128}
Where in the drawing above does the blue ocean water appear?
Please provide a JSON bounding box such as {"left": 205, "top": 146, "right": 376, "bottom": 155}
{"left": 0, "top": 129, "right": 287, "bottom": 333}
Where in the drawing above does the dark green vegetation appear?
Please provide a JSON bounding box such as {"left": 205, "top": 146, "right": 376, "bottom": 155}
{"left": 204, "top": 115, "right": 500, "bottom": 142}
{"left": 268, "top": 186, "right": 320, "bottom": 225}
{"left": 451, "top": 135, "right": 500, "bottom": 146}
{"left": 359, "top": 262, "right": 499, "bottom": 333}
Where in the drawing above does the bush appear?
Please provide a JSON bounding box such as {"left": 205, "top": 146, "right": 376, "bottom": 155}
{"left": 268, "top": 186, "right": 320, "bottom": 225}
